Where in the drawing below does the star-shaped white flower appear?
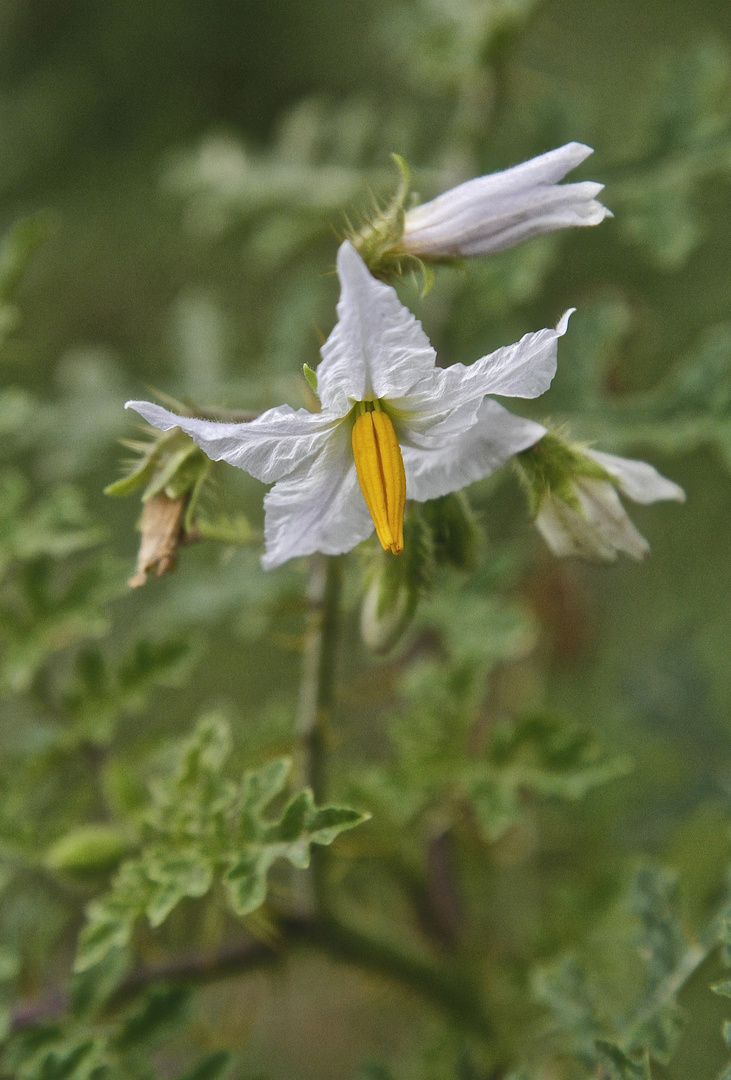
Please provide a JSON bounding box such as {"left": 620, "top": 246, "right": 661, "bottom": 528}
{"left": 535, "top": 449, "right": 685, "bottom": 561}
{"left": 401, "top": 143, "right": 611, "bottom": 259}
{"left": 126, "top": 242, "right": 572, "bottom": 568}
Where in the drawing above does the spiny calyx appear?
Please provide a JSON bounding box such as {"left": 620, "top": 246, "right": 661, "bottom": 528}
{"left": 351, "top": 401, "right": 406, "bottom": 554}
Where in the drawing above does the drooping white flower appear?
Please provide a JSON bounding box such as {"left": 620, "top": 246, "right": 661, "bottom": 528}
{"left": 126, "top": 242, "right": 572, "bottom": 568}
{"left": 524, "top": 442, "right": 685, "bottom": 562}
{"left": 400, "top": 143, "right": 611, "bottom": 260}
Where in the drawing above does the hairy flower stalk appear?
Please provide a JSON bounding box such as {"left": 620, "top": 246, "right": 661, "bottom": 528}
{"left": 127, "top": 242, "right": 571, "bottom": 568}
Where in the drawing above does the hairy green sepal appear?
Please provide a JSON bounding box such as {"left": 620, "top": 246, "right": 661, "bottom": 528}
{"left": 515, "top": 431, "right": 613, "bottom": 516}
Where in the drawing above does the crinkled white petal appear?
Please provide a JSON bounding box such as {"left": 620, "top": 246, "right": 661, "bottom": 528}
{"left": 261, "top": 419, "right": 373, "bottom": 568}
{"left": 402, "top": 398, "right": 545, "bottom": 502}
{"left": 586, "top": 450, "right": 685, "bottom": 505}
{"left": 317, "top": 242, "right": 438, "bottom": 415}
{"left": 395, "top": 312, "right": 573, "bottom": 438}
{"left": 125, "top": 400, "right": 339, "bottom": 484}
{"left": 402, "top": 143, "right": 611, "bottom": 258}
{"left": 536, "top": 480, "right": 649, "bottom": 562}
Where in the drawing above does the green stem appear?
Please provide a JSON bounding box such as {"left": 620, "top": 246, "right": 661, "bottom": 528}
{"left": 288, "top": 556, "right": 499, "bottom": 1047}
{"left": 290, "top": 556, "right": 499, "bottom": 1049}
{"left": 10, "top": 553, "right": 501, "bottom": 1052}
{"left": 315, "top": 914, "right": 498, "bottom": 1047}
{"left": 295, "top": 554, "right": 343, "bottom": 910}
{"left": 13, "top": 914, "right": 500, "bottom": 1054}
{"left": 111, "top": 913, "right": 497, "bottom": 1049}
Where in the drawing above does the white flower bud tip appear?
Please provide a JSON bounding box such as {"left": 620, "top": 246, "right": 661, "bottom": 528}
{"left": 402, "top": 143, "right": 612, "bottom": 260}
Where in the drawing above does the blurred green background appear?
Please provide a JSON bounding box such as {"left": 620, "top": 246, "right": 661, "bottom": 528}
{"left": 0, "top": 0, "right": 730, "bottom": 1077}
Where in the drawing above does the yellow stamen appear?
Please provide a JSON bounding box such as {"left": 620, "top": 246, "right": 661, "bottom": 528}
{"left": 352, "top": 404, "right": 406, "bottom": 554}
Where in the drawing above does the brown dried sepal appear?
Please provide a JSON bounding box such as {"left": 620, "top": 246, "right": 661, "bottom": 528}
{"left": 128, "top": 492, "right": 193, "bottom": 587}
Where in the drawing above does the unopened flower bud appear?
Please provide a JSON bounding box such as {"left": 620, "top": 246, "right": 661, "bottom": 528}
{"left": 419, "top": 491, "right": 481, "bottom": 571}
{"left": 360, "top": 508, "right": 433, "bottom": 653}
{"left": 349, "top": 155, "right": 429, "bottom": 283}
{"left": 401, "top": 144, "right": 611, "bottom": 261}
{"left": 360, "top": 567, "right": 419, "bottom": 654}
{"left": 46, "top": 824, "right": 133, "bottom": 877}
{"left": 351, "top": 146, "right": 609, "bottom": 286}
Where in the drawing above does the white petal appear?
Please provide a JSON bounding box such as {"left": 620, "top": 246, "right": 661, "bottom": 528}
{"left": 261, "top": 419, "right": 373, "bottom": 568}
{"left": 403, "top": 144, "right": 612, "bottom": 258}
{"left": 125, "top": 400, "right": 339, "bottom": 484}
{"left": 402, "top": 399, "right": 545, "bottom": 502}
{"left": 535, "top": 496, "right": 609, "bottom": 559}
{"left": 398, "top": 312, "right": 573, "bottom": 432}
{"left": 576, "top": 478, "right": 650, "bottom": 559}
{"left": 536, "top": 482, "right": 649, "bottom": 562}
{"left": 317, "top": 241, "right": 438, "bottom": 414}
{"left": 586, "top": 450, "right": 686, "bottom": 505}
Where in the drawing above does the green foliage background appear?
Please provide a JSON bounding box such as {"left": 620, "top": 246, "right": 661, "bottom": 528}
{"left": 0, "top": 0, "right": 730, "bottom": 1077}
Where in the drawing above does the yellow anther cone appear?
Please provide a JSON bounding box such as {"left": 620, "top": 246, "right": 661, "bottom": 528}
{"left": 352, "top": 408, "right": 406, "bottom": 554}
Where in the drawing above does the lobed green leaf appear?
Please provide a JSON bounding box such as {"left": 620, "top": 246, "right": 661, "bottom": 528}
{"left": 74, "top": 719, "right": 368, "bottom": 967}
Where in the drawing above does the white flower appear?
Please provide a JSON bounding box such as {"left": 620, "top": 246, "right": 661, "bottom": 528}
{"left": 534, "top": 449, "right": 685, "bottom": 562}
{"left": 126, "top": 242, "right": 572, "bottom": 568}
{"left": 401, "top": 143, "right": 611, "bottom": 259}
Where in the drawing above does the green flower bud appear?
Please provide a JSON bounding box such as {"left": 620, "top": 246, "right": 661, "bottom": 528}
{"left": 360, "top": 507, "right": 433, "bottom": 653}
{"left": 360, "top": 494, "right": 483, "bottom": 652}
{"left": 419, "top": 491, "right": 481, "bottom": 571}
{"left": 46, "top": 824, "right": 134, "bottom": 877}
{"left": 361, "top": 564, "right": 419, "bottom": 655}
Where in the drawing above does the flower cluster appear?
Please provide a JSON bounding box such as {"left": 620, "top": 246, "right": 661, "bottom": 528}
{"left": 126, "top": 145, "right": 682, "bottom": 571}
{"left": 128, "top": 241, "right": 561, "bottom": 567}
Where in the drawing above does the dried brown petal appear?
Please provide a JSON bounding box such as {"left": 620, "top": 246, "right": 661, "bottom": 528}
{"left": 128, "top": 492, "right": 186, "bottom": 587}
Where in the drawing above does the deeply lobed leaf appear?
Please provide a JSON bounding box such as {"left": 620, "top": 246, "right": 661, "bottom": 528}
{"left": 75, "top": 718, "right": 368, "bottom": 970}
